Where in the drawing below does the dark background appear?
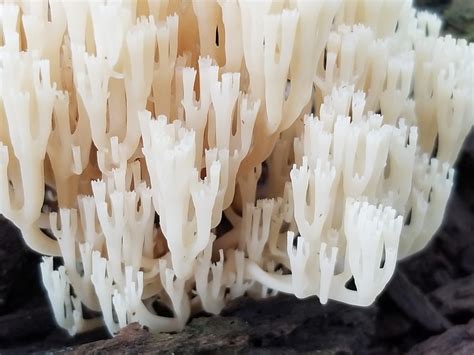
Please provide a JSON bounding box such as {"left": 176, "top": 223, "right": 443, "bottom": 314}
{"left": 0, "top": 0, "right": 473, "bottom": 353}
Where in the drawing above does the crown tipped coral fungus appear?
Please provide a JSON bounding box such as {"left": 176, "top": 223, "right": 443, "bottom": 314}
{"left": 0, "top": 0, "right": 472, "bottom": 335}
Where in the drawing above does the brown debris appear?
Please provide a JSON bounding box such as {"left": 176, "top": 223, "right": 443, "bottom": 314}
{"left": 408, "top": 319, "right": 474, "bottom": 355}
{"left": 430, "top": 275, "right": 474, "bottom": 318}
{"left": 387, "top": 271, "right": 452, "bottom": 332}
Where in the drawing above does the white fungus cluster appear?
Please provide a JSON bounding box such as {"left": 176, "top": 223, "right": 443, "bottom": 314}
{"left": 0, "top": 0, "right": 472, "bottom": 335}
